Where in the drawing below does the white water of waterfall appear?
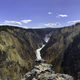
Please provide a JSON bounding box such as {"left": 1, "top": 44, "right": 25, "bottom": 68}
{"left": 36, "top": 34, "right": 50, "bottom": 60}
{"left": 36, "top": 45, "right": 45, "bottom": 59}
{"left": 44, "top": 34, "right": 50, "bottom": 42}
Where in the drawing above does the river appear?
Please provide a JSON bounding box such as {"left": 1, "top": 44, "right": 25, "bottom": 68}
{"left": 36, "top": 34, "right": 50, "bottom": 59}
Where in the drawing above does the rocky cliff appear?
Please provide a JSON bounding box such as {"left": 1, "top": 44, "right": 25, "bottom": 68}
{"left": 0, "top": 25, "right": 58, "bottom": 80}
{"left": 0, "top": 24, "right": 80, "bottom": 80}
{"left": 41, "top": 23, "right": 80, "bottom": 80}
{"left": 21, "top": 59, "right": 73, "bottom": 80}
{"left": 61, "top": 33, "right": 80, "bottom": 79}
{"left": 0, "top": 25, "right": 46, "bottom": 80}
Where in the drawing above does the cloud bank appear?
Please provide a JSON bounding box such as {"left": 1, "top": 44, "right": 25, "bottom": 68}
{"left": 68, "top": 20, "right": 80, "bottom": 24}
{"left": 4, "top": 20, "right": 22, "bottom": 25}
{"left": 3, "top": 19, "right": 32, "bottom": 26}
{"left": 2, "top": 19, "right": 32, "bottom": 29}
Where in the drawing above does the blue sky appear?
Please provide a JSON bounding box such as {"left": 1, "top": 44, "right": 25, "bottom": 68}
{"left": 0, "top": 0, "right": 80, "bottom": 28}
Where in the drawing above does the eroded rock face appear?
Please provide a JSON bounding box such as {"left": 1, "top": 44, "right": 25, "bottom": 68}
{"left": 21, "top": 59, "right": 73, "bottom": 80}
{"left": 0, "top": 26, "right": 59, "bottom": 80}
{"left": 78, "top": 72, "right": 80, "bottom": 80}
{"left": 0, "top": 29, "right": 45, "bottom": 80}
{"left": 41, "top": 24, "right": 80, "bottom": 80}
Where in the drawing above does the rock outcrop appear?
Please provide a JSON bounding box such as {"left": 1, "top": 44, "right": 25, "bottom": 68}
{"left": 21, "top": 59, "right": 73, "bottom": 80}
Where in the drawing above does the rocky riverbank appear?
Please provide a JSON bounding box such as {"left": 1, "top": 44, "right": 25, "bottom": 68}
{"left": 21, "top": 59, "right": 73, "bottom": 80}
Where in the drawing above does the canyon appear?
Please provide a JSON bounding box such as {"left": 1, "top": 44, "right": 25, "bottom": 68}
{"left": 0, "top": 23, "right": 80, "bottom": 80}
{"left": 21, "top": 35, "right": 74, "bottom": 80}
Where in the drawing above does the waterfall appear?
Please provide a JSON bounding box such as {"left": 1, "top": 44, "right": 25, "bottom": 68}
{"left": 36, "top": 45, "right": 45, "bottom": 59}
{"left": 36, "top": 34, "right": 50, "bottom": 59}
{"left": 44, "top": 34, "right": 50, "bottom": 43}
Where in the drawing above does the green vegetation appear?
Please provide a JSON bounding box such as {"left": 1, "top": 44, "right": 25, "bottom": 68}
{"left": 75, "top": 22, "right": 80, "bottom": 26}
{"left": 0, "top": 25, "right": 15, "bottom": 32}
{"left": 0, "top": 50, "right": 7, "bottom": 63}
{"left": 0, "top": 61, "right": 28, "bottom": 80}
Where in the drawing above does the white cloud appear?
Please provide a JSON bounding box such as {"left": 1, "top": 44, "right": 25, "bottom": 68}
{"left": 48, "top": 12, "right": 52, "bottom": 14}
{"left": 55, "top": 22, "right": 60, "bottom": 25}
{"left": 44, "top": 22, "right": 60, "bottom": 27}
{"left": 0, "top": 23, "right": 28, "bottom": 29}
{"left": 56, "top": 14, "right": 68, "bottom": 18}
{"left": 22, "top": 26, "right": 28, "bottom": 29}
{"left": 4, "top": 20, "right": 22, "bottom": 25}
{"left": 45, "top": 23, "right": 55, "bottom": 27}
{"left": 21, "top": 20, "right": 31, "bottom": 23}
{"left": 68, "top": 20, "right": 80, "bottom": 24}
{"left": 32, "top": 27, "right": 43, "bottom": 29}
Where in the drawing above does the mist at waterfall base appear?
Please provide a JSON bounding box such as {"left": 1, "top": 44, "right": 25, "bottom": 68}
{"left": 36, "top": 34, "right": 50, "bottom": 59}
{"left": 44, "top": 35, "right": 50, "bottom": 43}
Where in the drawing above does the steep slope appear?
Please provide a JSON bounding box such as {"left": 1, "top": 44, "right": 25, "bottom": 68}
{"left": 0, "top": 25, "right": 46, "bottom": 80}
{"left": 0, "top": 25, "right": 60, "bottom": 80}
{"left": 41, "top": 23, "right": 80, "bottom": 80}
{"left": 61, "top": 33, "right": 80, "bottom": 79}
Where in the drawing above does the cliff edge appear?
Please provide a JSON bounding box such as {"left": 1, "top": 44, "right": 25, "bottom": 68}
{"left": 21, "top": 59, "right": 73, "bottom": 80}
